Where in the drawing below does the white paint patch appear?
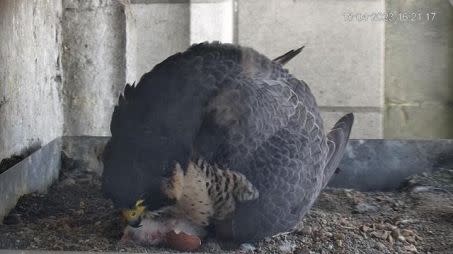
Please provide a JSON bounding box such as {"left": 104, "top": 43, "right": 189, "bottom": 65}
{"left": 278, "top": 240, "right": 296, "bottom": 253}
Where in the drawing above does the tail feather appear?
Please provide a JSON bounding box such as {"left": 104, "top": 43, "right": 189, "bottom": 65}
{"left": 322, "top": 113, "right": 354, "bottom": 187}
{"left": 272, "top": 46, "right": 305, "bottom": 65}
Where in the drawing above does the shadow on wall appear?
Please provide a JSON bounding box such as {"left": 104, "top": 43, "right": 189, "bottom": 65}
{"left": 0, "top": 143, "right": 42, "bottom": 174}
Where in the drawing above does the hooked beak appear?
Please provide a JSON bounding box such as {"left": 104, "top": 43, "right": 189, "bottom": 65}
{"left": 122, "top": 199, "right": 145, "bottom": 228}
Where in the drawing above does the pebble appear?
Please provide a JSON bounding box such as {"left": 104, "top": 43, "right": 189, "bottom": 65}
{"left": 401, "top": 229, "right": 415, "bottom": 237}
{"left": 335, "top": 233, "right": 345, "bottom": 240}
{"left": 391, "top": 229, "right": 401, "bottom": 239}
{"left": 388, "top": 235, "right": 394, "bottom": 245}
{"left": 404, "top": 244, "right": 418, "bottom": 253}
{"left": 406, "top": 235, "right": 416, "bottom": 243}
{"left": 239, "top": 243, "right": 256, "bottom": 252}
{"left": 278, "top": 240, "right": 296, "bottom": 253}
{"left": 301, "top": 226, "right": 312, "bottom": 235}
{"left": 59, "top": 178, "right": 76, "bottom": 187}
{"left": 374, "top": 242, "right": 387, "bottom": 251}
{"left": 370, "top": 230, "right": 387, "bottom": 240}
{"left": 360, "top": 225, "right": 370, "bottom": 232}
{"left": 355, "top": 202, "right": 379, "bottom": 214}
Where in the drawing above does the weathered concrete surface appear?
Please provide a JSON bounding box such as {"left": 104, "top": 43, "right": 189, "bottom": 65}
{"left": 2, "top": 0, "right": 449, "bottom": 158}
{"left": 0, "top": 0, "right": 64, "bottom": 160}
{"left": 237, "top": 0, "right": 385, "bottom": 108}
{"left": 0, "top": 138, "right": 61, "bottom": 222}
{"left": 190, "top": 0, "right": 234, "bottom": 44}
{"left": 384, "top": 0, "right": 453, "bottom": 138}
{"left": 237, "top": 0, "right": 385, "bottom": 138}
{"left": 386, "top": 103, "right": 453, "bottom": 138}
{"left": 125, "top": 0, "right": 234, "bottom": 83}
{"left": 125, "top": 2, "right": 190, "bottom": 83}
{"left": 62, "top": 0, "right": 126, "bottom": 137}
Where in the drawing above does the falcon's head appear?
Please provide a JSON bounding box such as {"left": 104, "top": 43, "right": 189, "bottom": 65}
{"left": 101, "top": 128, "right": 190, "bottom": 228}
{"left": 100, "top": 66, "right": 201, "bottom": 227}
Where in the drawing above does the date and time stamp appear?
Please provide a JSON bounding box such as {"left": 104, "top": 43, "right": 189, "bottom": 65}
{"left": 343, "top": 11, "right": 437, "bottom": 23}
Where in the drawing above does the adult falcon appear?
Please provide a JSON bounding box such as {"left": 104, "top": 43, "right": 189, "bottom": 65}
{"left": 102, "top": 42, "right": 353, "bottom": 247}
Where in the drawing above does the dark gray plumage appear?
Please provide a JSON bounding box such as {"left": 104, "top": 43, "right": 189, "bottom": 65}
{"left": 102, "top": 42, "right": 353, "bottom": 243}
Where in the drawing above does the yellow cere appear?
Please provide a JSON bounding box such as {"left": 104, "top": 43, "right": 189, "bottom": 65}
{"left": 122, "top": 199, "right": 145, "bottom": 221}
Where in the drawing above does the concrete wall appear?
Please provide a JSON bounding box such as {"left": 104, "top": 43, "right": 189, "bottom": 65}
{"left": 62, "top": 0, "right": 126, "bottom": 136}
{"left": 190, "top": 0, "right": 234, "bottom": 44}
{"left": 238, "top": 0, "right": 385, "bottom": 138}
{"left": 82, "top": 0, "right": 453, "bottom": 139}
{"left": 0, "top": 0, "right": 64, "bottom": 160}
{"left": 1, "top": 0, "right": 452, "bottom": 163}
{"left": 125, "top": 2, "right": 190, "bottom": 83}
{"left": 125, "top": 0, "right": 233, "bottom": 84}
{"left": 123, "top": 0, "right": 386, "bottom": 138}
{"left": 384, "top": 0, "right": 453, "bottom": 138}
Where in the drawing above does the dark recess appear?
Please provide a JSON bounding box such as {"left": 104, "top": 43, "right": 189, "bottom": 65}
{"left": 0, "top": 144, "right": 42, "bottom": 174}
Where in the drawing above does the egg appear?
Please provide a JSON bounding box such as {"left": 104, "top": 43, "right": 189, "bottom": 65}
{"left": 165, "top": 230, "right": 202, "bottom": 252}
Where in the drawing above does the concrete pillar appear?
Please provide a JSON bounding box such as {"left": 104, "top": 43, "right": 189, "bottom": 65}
{"left": 237, "top": 0, "right": 385, "bottom": 138}
{"left": 125, "top": 1, "right": 190, "bottom": 83}
{"left": 62, "top": 0, "right": 126, "bottom": 136}
{"left": 125, "top": 0, "right": 234, "bottom": 83}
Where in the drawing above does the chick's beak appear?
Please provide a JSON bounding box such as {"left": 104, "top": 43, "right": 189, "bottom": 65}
{"left": 122, "top": 199, "right": 145, "bottom": 228}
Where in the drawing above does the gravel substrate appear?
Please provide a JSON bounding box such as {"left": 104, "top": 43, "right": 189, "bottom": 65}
{"left": 1, "top": 163, "right": 452, "bottom": 253}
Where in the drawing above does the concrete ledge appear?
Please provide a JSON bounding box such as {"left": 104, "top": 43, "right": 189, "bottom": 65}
{"left": 385, "top": 103, "right": 453, "bottom": 139}
{"left": 2, "top": 136, "right": 453, "bottom": 224}
{"left": 61, "top": 136, "right": 453, "bottom": 193}
{"left": 0, "top": 138, "right": 62, "bottom": 222}
{"left": 330, "top": 139, "right": 453, "bottom": 191}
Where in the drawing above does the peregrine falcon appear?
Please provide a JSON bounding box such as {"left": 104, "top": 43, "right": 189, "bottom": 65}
{"left": 102, "top": 42, "right": 354, "bottom": 246}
